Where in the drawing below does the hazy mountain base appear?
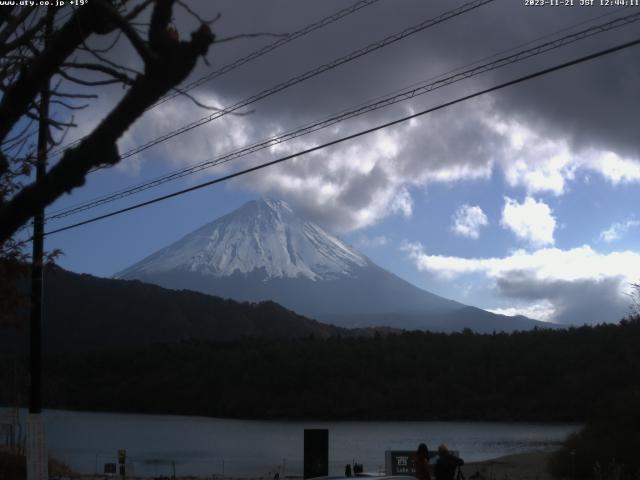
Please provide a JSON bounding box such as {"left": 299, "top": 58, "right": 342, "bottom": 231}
{"left": 0, "top": 266, "right": 348, "bottom": 354}
{"left": 1, "top": 319, "right": 637, "bottom": 421}
{"left": 0, "top": 266, "right": 548, "bottom": 356}
{"left": 128, "top": 266, "right": 548, "bottom": 332}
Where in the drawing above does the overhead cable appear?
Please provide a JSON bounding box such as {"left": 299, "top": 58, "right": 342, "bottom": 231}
{"left": 43, "top": 36, "right": 640, "bottom": 237}
{"left": 46, "top": 11, "right": 640, "bottom": 221}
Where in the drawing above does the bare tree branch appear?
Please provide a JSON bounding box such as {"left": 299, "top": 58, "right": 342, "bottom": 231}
{"left": 216, "top": 32, "right": 289, "bottom": 44}
{"left": 0, "top": 9, "right": 53, "bottom": 57}
{"left": 49, "top": 99, "right": 90, "bottom": 111}
{"left": 79, "top": 41, "right": 143, "bottom": 76}
{"left": 168, "top": 85, "right": 223, "bottom": 111}
{"left": 25, "top": 111, "right": 77, "bottom": 130}
{"left": 176, "top": 0, "right": 221, "bottom": 26}
{"left": 50, "top": 91, "right": 99, "bottom": 99}
{"left": 79, "top": 30, "right": 123, "bottom": 54}
{"left": 124, "top": 0, "right": 155, "bottom": 22}
{"left": 0, "top": 5, "right": 108, "bottom": 141}
{"left": 0, "top": 8, "right": 34, "bottom": 46}
{"left": 57, "top": 68, "right": 133, "bottom": 87}
{"left": 93, "top": 0, "right": 157, "bottom": 64}
{"left": 0, "top": 0, "right": 215, "bottom": 243}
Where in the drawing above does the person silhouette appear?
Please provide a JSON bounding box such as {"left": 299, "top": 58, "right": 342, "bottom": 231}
{"left": 434, "top": 445, "right": 464, "bottom": 480}
{"left": 415, "top": 443, "right": 431, "bottom": 480}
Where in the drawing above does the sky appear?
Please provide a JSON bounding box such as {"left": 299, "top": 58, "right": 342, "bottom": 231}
{"left": 33, "top": 0, "right": 640, "bottom": 326}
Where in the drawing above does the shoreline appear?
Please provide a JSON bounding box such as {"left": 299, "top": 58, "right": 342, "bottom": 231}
{"left": 0, "top": 449, "right": 557, "bottom": 480}
{"left": 462, "top": 450, "right": 555, "bottom": 480}
{"left": 0, "top": 405, "right": 584, "bottom": 425}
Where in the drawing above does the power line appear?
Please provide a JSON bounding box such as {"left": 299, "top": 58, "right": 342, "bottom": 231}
{"left": 47, "top": 0, "right": 383, "bottom": 157}
{"left": 46, "top": 10, "right": 640, "bottom": 221}
{"left": 115, "top": 0, "right": 494, "bottom": 161}
{"left": 45, "top": 0, "right": 496, "bottom": 218}
{"left": 49, "top": 0, "right": 494, "bottom": 165}
{"left": 43, "top": 5, "right": 633, "bottom": 219}
{"left": 152, "top": 0, "right": 384, "bottom": 109}
{"left": 43, "top": 36, "right": 640, "bottom": 237}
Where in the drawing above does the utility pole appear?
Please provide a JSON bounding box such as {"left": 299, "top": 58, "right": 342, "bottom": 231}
{"left": 27, "top": 10, "right": 52, "bottom": 480}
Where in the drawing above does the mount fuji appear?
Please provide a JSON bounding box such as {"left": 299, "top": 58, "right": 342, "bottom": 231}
{"left": 116, "top": 198, "right": 549, "bottom": 332}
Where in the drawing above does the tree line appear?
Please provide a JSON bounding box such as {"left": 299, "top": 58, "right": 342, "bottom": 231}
{"left": 1, "top": 317, "right": 639, "bottom": 421}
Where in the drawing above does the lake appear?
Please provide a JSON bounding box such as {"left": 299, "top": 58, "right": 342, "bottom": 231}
{"left": 3, "top": 409, "right": 579, "bottom": 477}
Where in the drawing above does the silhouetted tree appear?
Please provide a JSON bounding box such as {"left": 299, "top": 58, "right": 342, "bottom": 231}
{"left": 0, "top": 0, "right": 215, "bottom": 245}
{"left": 629, "top": 282, "right": 640, "bottom": 318}
{"left": 0, "top": 0, "right": 217, "bottom": 324}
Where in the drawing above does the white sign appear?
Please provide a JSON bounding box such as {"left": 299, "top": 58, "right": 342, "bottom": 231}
{"left": 27, "top": 414, "right": 49, "bottom": 480}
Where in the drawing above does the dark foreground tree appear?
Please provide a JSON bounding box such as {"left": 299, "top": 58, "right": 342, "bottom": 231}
{"left": 549, "top": 390, "right": 640, "bottom": 480}
{"left": 0, "top": 0, "right": 217, "bottom": 325}
{"left": 0, "top": 0, "right": 215, "bottom": 246}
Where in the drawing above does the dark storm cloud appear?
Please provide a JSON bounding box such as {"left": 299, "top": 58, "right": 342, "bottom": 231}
{"left": 496, "top": 273, "right": 629, "bottom": 325}
{"left": 79, "top": 0, "right": 640, "bottom": 165}
{"left": 81, "top": 0, "right": 639, "bottom": 230}
{"left": 183, "top": 0, "right": 640, "bottom": 158}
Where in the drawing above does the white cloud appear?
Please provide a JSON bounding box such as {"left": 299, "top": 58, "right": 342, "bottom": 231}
{"left": 356, "top": 235, "right": 389, "bottom": 248}
{"left": 403, "top": 243, "right": 640, "bottom": 283}
{"left": 241, "top": 103, "right": 495, "bottom": 232}
{"left": 491, "top": 118, "right": 575, "bottom": 195}
{"left": 451, "top": 204, "right": 488, "bottom": 239}
{"left": 500, "top": 197, "right": 556, "bottom": 247}
{"left": 487, "top": 301, "right": 556, "bottom": 322}
{"left": 117, "top": 93, "right": 253, "bottom": 175}
{"left": 488, "top": 117, "right": 640, "bottom": 195}
{"left": 247, "top": 109, "right": 640, "bottom": 234}
{"left": 600, "top": 219, "right": 640, "bottom": 243}
{"left": 587, "top": 151, "right": 640, "bottom": 184}
{"left": 241, "top": 105, "right": 640, "bottom": 236}
{"left": 402, "top": 243, "right": 640, "bottom": 324}
{"left": 105, "top": 86, "right": 640, "bottom": 236}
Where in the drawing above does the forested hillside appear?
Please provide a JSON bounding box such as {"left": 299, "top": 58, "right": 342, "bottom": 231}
{"left": 2, "top": 318, "right": 638, "bottom": 421}
{"left": 0, "top": 266, "right": 345, "bottom": 354}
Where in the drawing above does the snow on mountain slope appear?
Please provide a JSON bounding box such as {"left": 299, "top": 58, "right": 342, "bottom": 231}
{"left": 117, "top": 199, "right": 369, "bottom": 282}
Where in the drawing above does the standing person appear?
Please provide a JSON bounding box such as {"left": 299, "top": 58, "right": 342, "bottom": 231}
{"left": 415, "top": 443, "right": 431, "bottom": 480}
{"left": 434, "top": 445, "right": 464, "bottom": 480}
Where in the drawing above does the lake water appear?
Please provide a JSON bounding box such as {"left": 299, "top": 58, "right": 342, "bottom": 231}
{"left": 3, "top": 409, "right": 579, "bottom": 478}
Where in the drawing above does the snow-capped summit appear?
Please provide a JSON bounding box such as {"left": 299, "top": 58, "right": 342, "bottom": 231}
{"left": 117, "top": 198, "right": 369, "bottom": 282}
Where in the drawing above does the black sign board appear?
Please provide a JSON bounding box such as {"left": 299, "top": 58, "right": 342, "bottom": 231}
{"left": 304, "top": 429, "right": 329, "bottom": 479}
{"left": 104, "top": 463, "right": 117, "bottom": 474}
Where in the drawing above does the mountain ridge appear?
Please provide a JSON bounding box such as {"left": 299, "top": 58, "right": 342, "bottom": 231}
{"left": 0, "top": 265, "right": 351, "bottom": 355}
{"left": 117, "top": 198, "right": 552, "bottom": 333}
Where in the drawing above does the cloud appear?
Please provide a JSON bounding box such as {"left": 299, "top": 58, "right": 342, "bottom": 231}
{"left": 451, "top": 204, "right": 488, "bottom": 239}
{"left": 490, "top": 118, "right": 576, "bottom": 195}
{"left": 600, "top": 219, "right": 640, "bottom": 243}
{"left": 487, "top": 301, "right": 556, "bottom": 322}
{"left": 587, "top": 151, "right": 640, "bottom": 185}
{"left": 500, "top": 197, "right": 556, "bottom": 247}
{"left": 356, "top": 235, "right": 389, "bottom": 248}
{"left": 116, "top": 93, "right": 254, "bottom": 175}
{"left": 81, "top": 1, "right": 640, "bottom": 235}
{"left": 401, "top": 243, "right": 640, "bottom": 324}
{"left": 238, "top": 103, "right": 495, "bottom": 232}
{"left": 490, "top": 118, "right": 640, "bottom": 194}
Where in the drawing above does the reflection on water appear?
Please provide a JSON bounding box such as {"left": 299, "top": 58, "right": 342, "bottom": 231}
{"left": 3, "top": 409, "right": 579, "bottom": 477}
